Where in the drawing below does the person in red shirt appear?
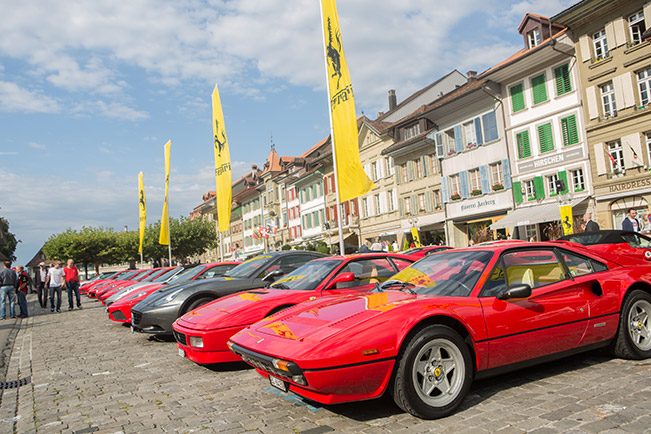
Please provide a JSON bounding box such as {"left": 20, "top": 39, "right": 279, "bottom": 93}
{"left": 63, "top": 259, "right": 82, "bottom": 311}
{"left": 15, "top": 265, "right": 31, "bottom": 318}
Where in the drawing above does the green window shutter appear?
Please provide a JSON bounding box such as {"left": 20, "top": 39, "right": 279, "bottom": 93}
{"left": 533, "top": 176, "right": 545, "bottom": 199}
{"left": 516, "top": 131, "right": 531, "bottom": 159}
{"left": 399, "top": 198, "right": 404, "bottom": 217}
{"left": 395, "top": 165, "right": 401, "bottom": 185}
{"left": 510, "top": 83, "right": 525, "bottom": 112}
{"left": 407, "top": 161, "right": 414, "bottom": 181}
{"left": 560, "top": 115, "right": 579, "bottom": 146}
{"left": 554, "top": 64, "right": 572, "bottom": 96}
{"left": 531, "top": 74, "right": 547, "bottom": 105}
{"left": 558, "top": 170, "right": 569, "bottom": 194}
{"left": 537, "top": 123, "right": 554, "bottom": 153}
{"left": 513, "top": 181, "right": 523, "bottom": 203}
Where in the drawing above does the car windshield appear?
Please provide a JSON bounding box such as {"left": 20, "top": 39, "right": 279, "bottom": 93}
{"left": 153, "top": 268, "right": 180, "bottom": 282}
{"left": 132, "top": 270, "right": 150, "bottom": 280}
{"left": 140, "top": 268, "right": 168, "bottom": 282}
{"left": 270, "top": 260, "right": 342, "bottom": 291}
{"left": 402, "top": 248, "right": 423, "bottom": 255}
{"left": 117, "top": 270, "right": 139, "bottom": 280}
{"left": 225, "top": 255, "right": 274, "bottom": 278}
{"left": 621, "top": 233, "right": 651, "bottom": 248}
{"left": 169, "top": 265, "right": 207, "bottom": 282}
{"left": 385, "top": 250, "right": 493, "bottom": 297}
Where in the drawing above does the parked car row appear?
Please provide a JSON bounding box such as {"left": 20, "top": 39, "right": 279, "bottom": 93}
{"left": 87, "top": 232, "right": 651, "bottom": 419}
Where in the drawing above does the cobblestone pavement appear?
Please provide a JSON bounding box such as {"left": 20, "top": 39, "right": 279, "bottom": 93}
{"left": 1, "top": 294, "right": 651, "bottom": 433}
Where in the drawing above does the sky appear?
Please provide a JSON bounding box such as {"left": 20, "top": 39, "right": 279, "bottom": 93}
{"left": 0, "top": 0, "right": 576, "bottom": 266}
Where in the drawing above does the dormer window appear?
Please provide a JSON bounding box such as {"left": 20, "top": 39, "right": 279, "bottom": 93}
{"left": 527, "top": 28, "right": 541, "bottom": 48}
{"left": 403, "top": 123, "right": 421, "bottom": 140}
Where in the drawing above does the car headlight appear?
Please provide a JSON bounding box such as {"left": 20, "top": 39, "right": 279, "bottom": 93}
{"left": 152, "top": 288, "right": 184, "bottom": 306}
{"left": 128, "top": 291, "right": 148, "bottom": 301}
{"left": 189, "top": 336, "right": 203, "bottom": 348}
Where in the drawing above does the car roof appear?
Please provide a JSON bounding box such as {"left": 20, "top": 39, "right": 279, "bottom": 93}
{"left": 311, "top": 253, "right": 414, "bottom": 261}
{"left": 558, "top": 230, "right": 651, "bottom": 245}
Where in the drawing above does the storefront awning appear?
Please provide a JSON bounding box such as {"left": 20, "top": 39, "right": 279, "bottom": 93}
{"left": 489, "top": 197, "right": 588, "bottom": 230}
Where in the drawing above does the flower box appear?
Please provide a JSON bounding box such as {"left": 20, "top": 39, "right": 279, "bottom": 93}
{"left": 447, "top": 150, "right": 457, "bottom": 156}
{"left": 450, "top": 193, "right": 461, "bottom": 201}
{"left": 470, "top": 189, "right": 482, "bottom": 196}
{"left": 491, "top": 183, "right": 504, "bottom": 191}
{"left": 527, "top": 196, "right": 536, "bottom": 201}
{"left": 465, "top": 143, "right": 477, "bottom": 150}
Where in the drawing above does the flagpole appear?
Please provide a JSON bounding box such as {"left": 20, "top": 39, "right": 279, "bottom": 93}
{"left": 219, "top": 231, "right": 224, "bottom": 262}
{"left": 319, "top": 2, "right": 346, "bottom": 255}
{"left": 168, "top": 233, "right": 172, "bottom": 265}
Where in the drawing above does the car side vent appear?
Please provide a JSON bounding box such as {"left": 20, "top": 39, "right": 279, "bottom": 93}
{"left": 591, "top": 281, "right": 603, "bottom": 297}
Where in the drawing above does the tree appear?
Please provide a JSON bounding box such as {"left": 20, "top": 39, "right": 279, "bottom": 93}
{"left": 43, "top": 227, "right": 120, "bottom": 274}
{"left": 0, "top": 217, "right": 20, "bottom": 261}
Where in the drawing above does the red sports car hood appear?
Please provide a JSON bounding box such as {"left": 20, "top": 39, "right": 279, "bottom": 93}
{"left": 176, "top": 289, "right": 315, "bottom": 331}
{"left": 251, "top": 291, "right": 415, "bottom": 342}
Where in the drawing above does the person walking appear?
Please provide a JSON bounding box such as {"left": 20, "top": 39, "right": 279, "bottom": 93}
{"left": 46, "top": 261, "right": 65, "bottom": 313}
{"left": 15, "top": 265, "right": 30, "bottom": 318}
{"left": 0, "top": 261, "right": 17, "bottom": 320}
{"left": 36, "top": 262, "right": 48, "bottom": 308}
{"left": 622, "top": 208, "right": 640, "bottom": 232}
{"left": 583, "top": 212, "right": 600, "bottom": 232}
{"left": 370, "top": 236, "right": 382, "bottom": 251}
{"left": 63, "top": 259, "right": 82, "bottom": 310}
{"left": 359, "top": 240, "right": 371, "bottom": 253}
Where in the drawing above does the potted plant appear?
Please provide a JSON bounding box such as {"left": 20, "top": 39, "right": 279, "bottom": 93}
{"left": 491, "top": 183, "right": 504, "bottom": 191}
{"left": 527, "top": 196, "right": 536, "bottom": 201}
{"left": 465, "top": 143, "right": 477, "bottom": 150}
{"left": 450, "top": 193, "right": 461, "bottom": 201}
{"left": 470, "top": 189, "right": 482, "bottom": 196}
{"left": 447, "top": 150, "right": 457, "bottom": 156}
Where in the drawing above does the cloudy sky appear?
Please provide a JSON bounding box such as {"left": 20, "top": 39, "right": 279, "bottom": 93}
{"left": 0, "top": 0, "right": 575, "bottom": 266}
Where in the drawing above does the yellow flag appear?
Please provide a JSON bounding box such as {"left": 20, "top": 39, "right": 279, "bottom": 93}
{"left": 320, "top": 0, "right": 374, "bottom": 203}
{"left": 411, "top": 227, "right": 421, "bottom": 247}
{"left": 159, "top": 140, "right": 171, "bottom": 245}
{"left": 138, "top": 172, "right": 146, "bottom": 254}
{"left": 560, "top": 205, "right": 573, "bottom": 235}
{"left": 212, "top": 85, "right": 233, "bottom": 233}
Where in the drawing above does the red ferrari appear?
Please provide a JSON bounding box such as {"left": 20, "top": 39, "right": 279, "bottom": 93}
{"left": 229, "top": 242, "right": 651, "bottom": 419}
{"left": 401, "top": 246, "right": 453, "bottom": 260}
{"left": 172, "top": 253, "right": 414, "bottom": 364}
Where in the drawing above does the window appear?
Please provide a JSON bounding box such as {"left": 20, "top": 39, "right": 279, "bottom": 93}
{"left": 449, "top": 175, "right": 461, "bottom": 197}
{"left": 404, "top": 196, "right": 412, "bottom": 215}
{"left": 386, "top": 157, "right": 394, "bottom": 176}
{"left": 463, "top": 121, "right": 477, "bottom": 147}
{"left": 338, "top": 258, "right": 396, "bottom": 288}
{"left": 445, "top": 129, "right": 457, "bottom": 155}
{"left": 388, "top": 190, "right": 395, "bottom": 212}
{"left": 313, "top": 210, "right": 319, "bottom": 227}
{"left": 371, "top": 162, "right": 378, "bottom": 181}
{"left": 516, "top": 130, "right": 531, "bottom": 159}
{"left": 414, "top": 158, "right": 423, "bottom": 178}
{"left": 527, "top": 28, "right": 542, "bottom": 49}
{"left": 418, "top": 193, "right": 425, "bottom": 212}
{"left": 629, "top": 11, "right": 646, "bottom": 46}
{"left": 433, "top": 190, "right": 441, "bottom": 209}
{"left": 561, "top": 114, "right": 579, "bottom": 146}
{"left": 401, "top": 163, "right": 409, "bottom": 183}
{"left": 531, "top": 73, "right": 547, "bottom": 105}
{"left": 554, "top": 64, "right": 572, "bottom": 96}
{"left": 571, "top": 168, "right": 585, "bottom": 192}
{"left": 362, "top": 198, "right": 369, "bottom": 218}
{"left": 559, "top": 251, "right": 595, "bottom": 278}
{"left": 638, "top": 68, "right": 651, "bottom": 106}
{"left": 429, "top": 154, "right": 438, "bottom": 175}
{"left": 547, "top": 174, "right": 560, "bottom": 195}
{"left": 646, "top": 132, "right": 651, "bottom": 167}
{"left": 404, "top": 123, "right": 421, "bottom": 140}
{"left": 510, "top": 83, "right": 525, "bottom": 112}
{"left": 601, "top": 82, "right": 617, "bottom": 117}
{"left": 469, "top": 168, "right": 481, "bottom": 192}
{"left": 524, "top": 180, "right": 535, "bottom": 200}
{"left": 593, "top": 29, "right": 609, "bottom": 60}
{"left": 502, "top": 249, "right": 565, "bottom": 289}
{"left": 375, "top": 194, "right": 381, "bottom": 215}
{"left": 537, "top": 123, "right": 554, "bottom": 153}
{"left": 490, "top": 162, "right": 504, "bottom": 186}
{"left": 607, "top": 140, "right": 624, "bottom": 171}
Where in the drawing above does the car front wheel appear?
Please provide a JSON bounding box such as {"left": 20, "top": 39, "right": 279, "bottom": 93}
{"left": 613, "top": 289, "right": 651, "bottom": 359}
{"left": 392, "top": 325, "right": 473, "bottom": 419}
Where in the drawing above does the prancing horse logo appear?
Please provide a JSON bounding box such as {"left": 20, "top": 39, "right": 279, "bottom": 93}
{"left": 326, "top": 18, "right": 342, "bottom": 90}
{"left": 139, "top": 190, "right": 145, "bottom": 210}
{"left": 214, "top": 120, "right": 226, "bottom": 157}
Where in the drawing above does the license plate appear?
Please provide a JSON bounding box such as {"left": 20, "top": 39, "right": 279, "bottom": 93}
{"left": 130, "top": 326, "right": 135, "bottom": 333}
{"left": 178, "top": 348, "right": 185, "bottom": 358}
{"left": 269, "top": 375, "right": 287, "bottom": 392}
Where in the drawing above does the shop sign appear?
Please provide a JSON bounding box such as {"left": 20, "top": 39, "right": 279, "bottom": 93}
{"left": 517, "top": 147, "right": 584, "bottom": 174}
{"left": 608, "top": 177, "right": 651, "bottom": 193}
{"left": 447, "top": 190, "right": 511, "bottom": 218}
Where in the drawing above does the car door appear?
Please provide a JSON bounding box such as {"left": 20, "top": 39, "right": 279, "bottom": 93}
{"left": 479, "top": 247, "right": 590, "bottom": 369}
{"left": 324, "top": 257, "right": 397, "bottom": 295}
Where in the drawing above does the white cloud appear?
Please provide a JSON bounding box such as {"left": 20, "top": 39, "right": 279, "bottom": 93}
{"left": 0, "top": 151, "right": 17, "bottom": 155}
{"left": 27, "top": 141, "right": 47, "bottom": 150}
{"left": 0, "top": 80, "right": 60, "bottom": 113}
{"left": 96, "top": 100, "right": 149, "bottom": 121}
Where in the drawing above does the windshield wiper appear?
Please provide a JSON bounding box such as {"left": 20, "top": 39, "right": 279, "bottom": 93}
{"left": 380, "top": 280, "right": 416, "bottom": 294}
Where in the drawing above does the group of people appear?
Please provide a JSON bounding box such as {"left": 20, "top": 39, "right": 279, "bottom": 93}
{"left": 0, "top": 259, "right": 82, "bottom": 320}
{"left": 359, "top": 236, "right": 399, "bottom": 253}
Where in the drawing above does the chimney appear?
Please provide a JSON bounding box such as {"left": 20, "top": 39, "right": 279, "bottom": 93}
{"left": 467, "top": 71, "right": 477, "bottom": 82}
{"left": 388, "top": 89, "right": 397, "bottom": 111}
{"left": 251, "top": 164, "right": 258, "bottom": 171}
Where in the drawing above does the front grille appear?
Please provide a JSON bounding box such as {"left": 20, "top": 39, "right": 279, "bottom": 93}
{"left": 173, "top": 330, "right": 187, "bottom": 346}
{"left": 231, "top": 343, "right": 302, "bottom": 382}
{"left": 132, "top": 311, "right": 142, "bottom": 326}
{"left": 111, "top": 310, "right": 126, "bottom": 321}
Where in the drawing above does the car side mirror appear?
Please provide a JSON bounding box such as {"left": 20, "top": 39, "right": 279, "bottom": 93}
{"left": 325, "top": 272, "right": 355, "bottom": 290}
{"left": 496, "top": 284, "right": 532, "bottom": 300}
{"left": 262, "top": 269, "right": 284, "bottom": 282}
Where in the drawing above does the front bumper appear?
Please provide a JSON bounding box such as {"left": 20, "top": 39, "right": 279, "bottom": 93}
{"left": 172, "top": 323, "right": 245, "bottom": 364}
{"left": 228, "top": 342, "right": 395, "bottom": 404}
{"left": 131, "top": 305, "right": 178, "bottom": 335}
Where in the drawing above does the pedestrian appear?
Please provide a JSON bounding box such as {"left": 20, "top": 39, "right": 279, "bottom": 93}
{"left": 370, "top": 236, "right": 382, "bottom": 251}
{"left": 622, "top": 208, "right": 640, "bottom": 232}
{"left": 0, "top": 261, "right": 17, "bottom": 320}
{"left": 36, "top": 262, "right": 48, "bottom": 308}
{"left": 392, "top": 240, "right": 399, "bottom": 252}
{"left": 15, "top": 265, "right": 30, "bottom": 318}
{"left": 583, "top": 212, "right": 600, "bottom": 232}
{"left": 46, "top": 261, "right": 65, "bottom": 313}
{"left": 63, "top": 259, "right": 82, "bottom": 310}
{"left": 359, "top": 240, "right": 371, "bottom": 253}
